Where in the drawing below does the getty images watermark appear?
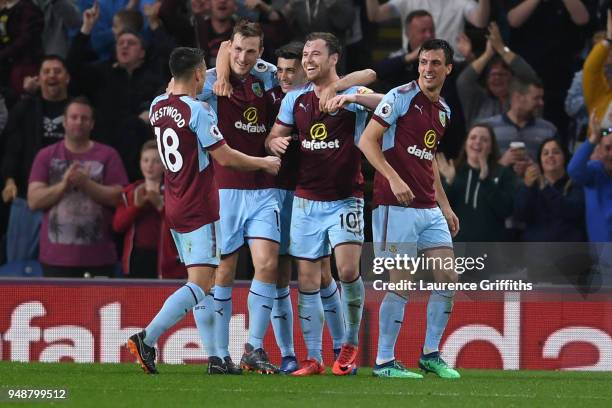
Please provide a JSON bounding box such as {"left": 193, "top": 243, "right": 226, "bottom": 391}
{"left": 371, "top": 253, "right": 533, "bottom": 291}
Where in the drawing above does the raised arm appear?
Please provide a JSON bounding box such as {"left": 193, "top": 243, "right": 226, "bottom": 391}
{"left": 466, "top": 0, "right": 491, "bottom": 29}
{"left": 568, "top": 140, "right": 597, "bottom": 186}
{"left": 366, "top": 0, "right": 398, "bottom": 23}
{"left": 319, "top": 70, "right": 377, "bottom": 111}
{"left": 568, "top": 112, "right": 599, "bottom": 186}
{"left": 507, "top": 0, "right": 540, "bottom": 28}
{"left": 213, "top": 41, "right": 233, "bottom": 97}
{"left": 583, "top": 11, "right": 612, "bottom": 111}
{"left": 335, "top": 69, "right": 377, "bottom": 90}
{"left": 562, "top": 0, "right": 589, "bottom": 26}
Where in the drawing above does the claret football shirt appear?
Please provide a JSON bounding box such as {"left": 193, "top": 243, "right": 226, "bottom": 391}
{"left": 276, "top": 83, "right": 370, "bottom": 201}
{"left": 149, "top": 93, "right": 225, "bottom": 232}
{"left": 371, "top": 81, "right": 451, "bottom": 208}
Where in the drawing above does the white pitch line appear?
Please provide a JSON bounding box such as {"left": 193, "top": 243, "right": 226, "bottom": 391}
{"left": 211, "top": 388, "right": 612, "bottom": 400}
{"left": 75, "top": 386, "right": 612, "bottom": 401}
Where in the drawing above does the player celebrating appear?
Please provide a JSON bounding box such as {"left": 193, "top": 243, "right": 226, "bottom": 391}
{"left": 267, "top": 32, "right": 383, "bottom": 376}
{"left": 127, "top": 47, "right": 280, "bottom": 375}
{"left": 358, "top": 38, "right": 461, "bottom": 379}
{"left": 196, "top": 21, "right": 284, "bottom": 374}
{"left": 266, "top": 42, "right": 377, "bottom": 373}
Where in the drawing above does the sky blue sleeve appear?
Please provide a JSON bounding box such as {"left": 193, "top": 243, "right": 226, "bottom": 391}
{"left": 196, "top": 68, "right": 218, "bottom": 102}
{"left": 373, "top": 88, "right": 406, "bottom": 127}
{"left": 276, "top": 89, "right": 297, "bottom": 126}
{"left": 189, "top": 101, "right": 224, "bottom": 149}
{"left": 341, "top": 86, "right": 374, "bottom": 113}
{"left": 250, "top": 59, "right": 279, "bottom": 91}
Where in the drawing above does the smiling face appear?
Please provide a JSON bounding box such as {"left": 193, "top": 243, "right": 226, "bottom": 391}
{"left": 465, "top": 126, "right": 493, "bottom": 164}
{"left": 276, "top": 57, "right": 305, "bottom": 93}
{"left": 302, "top": 39, "right": 337, "bottom": 83}
{"left": 417, "top": 49, "right": 452, "bottom": 94}
{"left": 229, "top": 33, "right": 262, "bottom": 77}
{"left": 39, "top": 59, "right": 70, "bottom": 101}
{"left": 140, "top": 148, "right": 164, "bottom": 182}
{"left": 539, "top": 140, "right": 565, "bottom": 175}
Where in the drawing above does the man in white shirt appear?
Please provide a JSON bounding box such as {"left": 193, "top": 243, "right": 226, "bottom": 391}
{"left": 366, "top": 0, "right": 490, "bottom": 58}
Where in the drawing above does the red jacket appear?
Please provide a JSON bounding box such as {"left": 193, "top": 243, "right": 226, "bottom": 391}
{"left": 113, "top": 181, "right": 187, "bottom": 278}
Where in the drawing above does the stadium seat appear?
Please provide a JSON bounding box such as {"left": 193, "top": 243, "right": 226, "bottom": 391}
{"left": 0, "top": 260, "right": 43, "bottom": 277}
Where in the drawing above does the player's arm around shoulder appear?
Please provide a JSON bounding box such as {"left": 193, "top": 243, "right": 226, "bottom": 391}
{"left": 196, "top": 68, "right": 219, "bottom": 101}
{"left": 334, "top": 69, "right": 377, "bottom": 91}
{"left": 210, "top": 144, "right": 280, "bottom": 175}
{"left": 213, "top": 41, "right": 233, "bottom": 97}
{"left": 250, "top": 59, "right": 278, "bottom": 91}
{"left": 325, "top": 86, "right": 383, "bottom": 113}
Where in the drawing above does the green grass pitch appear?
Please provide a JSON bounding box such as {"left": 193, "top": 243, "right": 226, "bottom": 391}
{"left": 1, "top": 362, "right": 612, "bottom": 407}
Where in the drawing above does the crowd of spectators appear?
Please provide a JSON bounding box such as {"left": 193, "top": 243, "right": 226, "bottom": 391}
{"left": 0, "top": 0, "right": 610, "bottom": 280}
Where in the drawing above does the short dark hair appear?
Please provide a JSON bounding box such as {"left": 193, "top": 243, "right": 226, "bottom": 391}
{"left": 305, "top": 32, "right": 342, "bottom": 57}
{"left": 231, "top": 20, "right": 264, "bottom": 48}
{"left": 405, "top": 9, "right": 432, "bottom": 25}
{"left": 64, "top": 96, "right": 94, "bottom": 117}
{"left": 114, "top": 9, "right": 144, "bottom": 33}
{"left": 418, "top": 38, "right": 454, "bottom": 65}
{"left": 169, "top": 47, "right": 206, "bottom": 80}
{"left": 510, "top": 76, "right": 543, "bottom": 95}
{"left": 275, "top": 41, "right": 304, "bottom": 60}
{"left": 117, "top": 29, "right": 147, "bottom": 49}
{"left": 39, "top": 54, "right": 68, "bottom": 71}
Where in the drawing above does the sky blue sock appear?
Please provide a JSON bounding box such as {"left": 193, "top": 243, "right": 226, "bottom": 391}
{"left": 340, "top": 276, "right": 365, "bottom": 346}
{"left": 213, "top": 285, "right": 232, "bottom": 358}
{"left": 376, "top": 292, "right": 407, "bottom": 364}
{"left": 298, "top": 290, "right": 324, "bottom": 362}
{"left": 144, "top": 282, "right": 204, "bottom": 347}
{"left": 271, "top": 286, "right": 295, "bottom": 357}
{"left": 247, "top": 279, "right": 276, "bottom": 350}
{"left": 424, "top": 290, "right": 454, "bottom": 354}
{"left": 320, "top": 280, "right": 345, "bottom": 350}
{"left": 193, "top": 293, "right": 216, "bottom": 358}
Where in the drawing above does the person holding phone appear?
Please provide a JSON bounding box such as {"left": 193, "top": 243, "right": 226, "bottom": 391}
{"left": 483, "top": 77, "right": 557, "bottom": 176}
{"left": 515, "top": 138, "right": 586, "bottom": 242}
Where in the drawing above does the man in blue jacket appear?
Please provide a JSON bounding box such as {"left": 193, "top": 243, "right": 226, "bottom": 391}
{"left": 568, "top": 114, "right": 612, "bottom": 276}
